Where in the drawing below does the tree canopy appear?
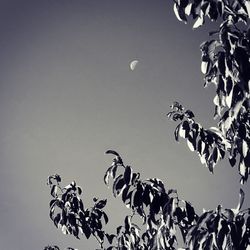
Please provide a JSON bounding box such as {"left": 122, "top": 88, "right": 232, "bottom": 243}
{"left": 45, "top": 0, "right": 250, "bottom": 249}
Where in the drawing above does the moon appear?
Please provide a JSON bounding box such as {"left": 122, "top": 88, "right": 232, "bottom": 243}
{"left": 129, "top": 60, "right": 139, "bottom": 71}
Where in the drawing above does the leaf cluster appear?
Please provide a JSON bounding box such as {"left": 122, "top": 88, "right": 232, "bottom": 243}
{"left": 170, "top": 0, "right": 250, "bottom": 184}
{"left": 47, "top": 175, "right": 108, "bottom": 247}
{"left": 47, "top": 152, "right": 250, "bottom": 249}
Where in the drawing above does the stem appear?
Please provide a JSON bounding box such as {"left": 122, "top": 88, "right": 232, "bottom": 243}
{"left": 93, "top": 233, "right": 104, "bottom": 249}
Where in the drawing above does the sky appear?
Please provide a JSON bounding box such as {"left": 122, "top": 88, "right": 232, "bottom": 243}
{"left": 0, "top": 0, "right": 249, "bottom": 249}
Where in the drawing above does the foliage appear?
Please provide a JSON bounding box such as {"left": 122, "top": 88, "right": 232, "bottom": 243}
{"left": 45, "top": 0, "right": 250, "bottom": 249}
{"left": 47, "top": 151, "right": 250, "bottom": 249}
{"left": 170, "top": 0, "right": 250, "bottom": 184}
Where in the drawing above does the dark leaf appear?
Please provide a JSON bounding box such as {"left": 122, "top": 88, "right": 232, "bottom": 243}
{"left": 218, "top": 52, "right": 225, "bottom": 76}
{"left": 212, "top": 147, "right": 219, "bottom": 163}
{"left": 174, "top": 3, "right": 188, "bottom": 23}
{"left": 174, "top": 207, "right": 186, "bottom": 222}
{"left": 238, "top": 124, "right": 247, "bottom": 139}
{"left": 105, "top": 150, "right": 120, "bottom": 157}
{"left": 151, "top": 194, "right": 161, "bottom": 214}
{"left": 122, "top": 185, "right": 130, "bottom": 203}
{"left": 116, "top": 225, "right": 123, "bottom": 235}
{"left": 184, "top": 110, "right": 195, "bottom": 119}
{"left": 229, "top": 156, "right": 236, "bottom": 167}
{"left": 142, "top": 185, "right": 151, "bottom": 206}
{"left": 49, "top": 199, "right": 57, "bottom": 208}
{"left": 208, "top": 1, "right": 218, "bottom": 20}
{"left": 182, "top": 120, "right": 190, "bottom": 138}
{"left": 95, "top": 199, "right": 107, "bottom": 209}
{"left": 82, "top": 223, "right": 91, "bottom": 239}
{"left": 97, "top": 230, "right": 104, "bottom": 241}
{"left": 226, "top": 77, "right": 233, "bottom": 96}
{"left": 124, "top": 216, "right": 131, "bottom": 232}
{"left": 113, "top": 175, "right": 125, "bottom": 197}
{"left": 68, "top": 213, "right": 76, "bottom": 226}
{"left": 217, "top": 220, "right": 229, "bottom": 249}
{"left": 133, "top": 188, "right": 143, "bottom": 208}
{"left": 105, "top": 233, "right": 116, "bottom": 244}
{"left": 175, "top": 123, "right": 182, "bottom": 141}
{"left": 131, "top": 172, "right": 140, "bottom": 184}
{"left": 53, "top": 213, "right": 61, "bottom": 227}
{"left": 50, "top": 185, "right": 58, "bottom": 198}
{"left": 179, "top": 0, "right": 189, "bottom": 8}
{"left": 186, "top": 201, "right": 196, "bottom": 223}
{"left": 102, "top": 212, "right": 109, "bottom": 224}
{"left": 124, "top": 166, "right": 132, "bottom": 185}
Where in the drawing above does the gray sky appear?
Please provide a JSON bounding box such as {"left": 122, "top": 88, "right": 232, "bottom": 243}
{"left": 0, "top": 0, "right": 249, "bottom": 249}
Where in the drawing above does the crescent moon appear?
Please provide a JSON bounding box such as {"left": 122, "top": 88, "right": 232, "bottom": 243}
{"left": 130, "top": 60, "right": 139, "bottom": 71}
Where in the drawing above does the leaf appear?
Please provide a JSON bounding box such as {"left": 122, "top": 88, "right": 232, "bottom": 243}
{"left": 124, "top": 166, "right": 132, "bottom": 185}
{"left": 82, "top": 222, "right": 91, "bottom": 239}
{"left": 54, "top": 174, "right": 61, "bottom": 183}
{"left": 104, "top": 166, "right": 112, "bottom": 185}
{"left": 95, "top": 199, "right": 107, "bottom": 209}
{"left": 97, "top": 230, "right": 104, "bottom": 242}
{"left": 105, "top": 233, "right": 116, "bottom": 244}
{"left": 133, "top": 184, "right": 143, "bottom": 208}
{"left": 201, "top": 60, "right": 209, "bottom": 74}
{"left": 105, "top": 150, "right": 120, "bottom": 157}
{"left": 225, "top": 85, "right": 234, "bottom": 108}
{"left": 166, "top": 111, "right": 173, "bottom": 118}
{"left": 179, "top": 0, "right": 189, "bottom": 8}
{"left": 53, "top": 213, "right": 61, "bottom": 227}
{"left": 193, "top": 15, "right": 204, "bottom": 29}
{"left": 102, "top": 212, "right": 109, "bottom": 224}
{"left": 121, "top": 185, "right": 130, "bottom": 203}
{"left": 236, "top": 189, "right": 245, "bottom": 212}
{"left": 207, "top": 154, "right": 215, "bottom": 173}
{"left": 218, "top": 52, "right": 225, "bottom": 76}
{"left": 208, "top": 1, "right": 218, "bottom": 20}
{"left": 116, "top": 225, "right": 122, "bottom": 235}
{"left": 68, "top": 213, "right": 77, "bottom": 226}
{"left": 111, "top": 165, "right": 118, "bottom": 178}
{"left": 124, "top": 216, "right": 131, "bottom": 232}
{"left": 62, "top": 225, "right": 68, "bottom": 235}
{"left": 49, "top": 199, "right": 57, "bottom": 208}
{"left": 212, "top": 147, "right": 219, "bottom": 163}
{"left": 175, "top": 123, "right": 182, "bottom": 141}
{"left": 229, "top": 156, "right": 236, "bottom": 167}
{"left": 151, "top": 194, "right": 161, "bottom": 214}
{"left": 239, "top": 124, "right": 247, "bottom": 139}
{"left": 244, "top": 150, "right": 250, "bottom": 168}
{"left": 216, "top": 0, "right": 223, "bottom": 16}
{"left": 187, "top": 136, "right": 195, "bottom": 151}
{"left": 142, "top": 185, "right": 151, "bottom": 206}
{"left": 180, "top": 120, "right": 190, "bottom": 138}
{"left": 174, "top": 3, "right": 187, "bottom": 23}
{"left": 50, "top": 185, "right": 58, "bottom": 198}
{"left": 217, "top": 220, "right": 229, "bottom": 249}
{"left": 113, "top": 175, "right": 125, "bottom": 197}
{"left": 239, "top": 161, "right": 247, "bottom": 178}
{"left": 245, "top": 0, "right": 250, "bottom": 18}
{"left": 213, "top": 95, "right": 219, "bottom": 106}
{"left": 184, "top": 110, "right": 195, "bottom": 119}
{"left": 197, "top": 139, "right": 206, "bottom": 155}
{"left": 77, "top": 186, "right": 82, "bottom": 195}
{"left": 185, "top": 3, "right": 192, "bottom": 15}
{"left": 186, "top": 201, "right": 196, "bottom": 223}
{"left": 242, "top": 140, "right": 248, "bottom": 158}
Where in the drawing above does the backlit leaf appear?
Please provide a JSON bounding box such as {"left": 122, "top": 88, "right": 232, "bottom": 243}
{"left": 193, "top": 15, "right": 204, "bottom": 29}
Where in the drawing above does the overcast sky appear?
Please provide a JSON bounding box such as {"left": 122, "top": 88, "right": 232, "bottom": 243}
{"left": 0, "top": 0, "right": 249, "bottom": 249}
